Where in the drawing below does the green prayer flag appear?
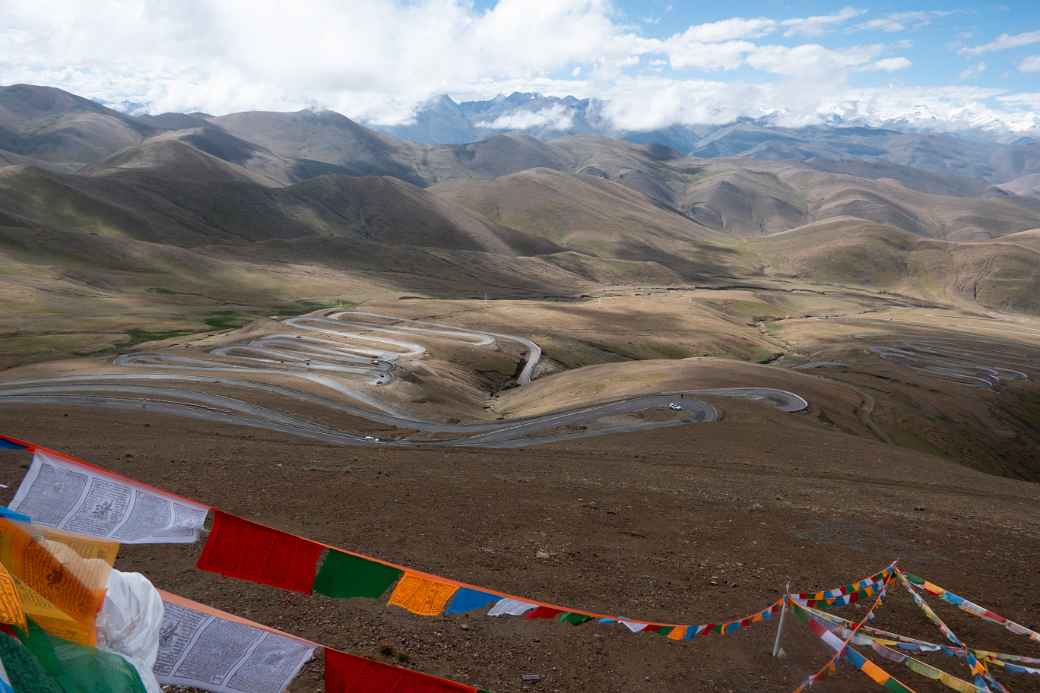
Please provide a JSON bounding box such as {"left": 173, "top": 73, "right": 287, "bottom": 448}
{"left": 558, "top": 613, "right": 593, "bottom": 625}
{"left": 16, "top": 619, "right": 147, "bottom": 693}
{"left": 883, "top": 677, "right": 913, "bottom": 693}
{"left": 0, "top": 630, "right": 63, "bottom": 693}
{"left": 312, "top": 550, "right": 403, "bottom": 599}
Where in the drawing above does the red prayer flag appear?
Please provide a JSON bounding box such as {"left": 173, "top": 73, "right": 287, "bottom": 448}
{"left": 197, "top": 510, "right": 325, "bottom": 593}
{"left": 325, "top": 649, "right": 477, "bottom": 692}
{"left": 525, "top": 606, "right": 563, "bottom": 620}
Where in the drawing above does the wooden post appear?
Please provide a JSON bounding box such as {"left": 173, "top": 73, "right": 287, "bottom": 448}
{"left": 773, "top": 581, "right": 790, "bottom": 657}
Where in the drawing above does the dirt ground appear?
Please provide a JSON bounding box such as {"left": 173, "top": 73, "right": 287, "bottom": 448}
{"left": 1, "top": 398, "right": 1037, "bottom": 692}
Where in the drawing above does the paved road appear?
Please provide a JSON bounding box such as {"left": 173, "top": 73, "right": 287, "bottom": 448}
{"left": 0, "top": 310, "right": 807, "bottom": 447}
{"left": 870, "top": 340, "right": 1029, "bottom": 388}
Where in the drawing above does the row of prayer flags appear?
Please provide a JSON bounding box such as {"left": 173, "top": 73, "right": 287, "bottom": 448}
{"left": 794, "top": 570, "right": 897, "bottom": 692}
{"left": 195, "top": 510, "right": 795, "bottom": 640}
{"left": 894, "top": 569, "right": 1000, "bottom": 692}
{"left": 794, "top": 604, "right": 916, "bottom": 693}
{"left": 799, "top": 602, "right": 1038, "bottom": 686}
{"left": 0, "top": 434, "right": 911, "bottom": 648}
{"left": 903, "top": 572, "right": 1040, "bottom": 644}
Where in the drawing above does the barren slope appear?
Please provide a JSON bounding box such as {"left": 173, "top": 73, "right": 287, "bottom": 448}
{"left": 0, "top": 84, "right": 154, "bottom": 164}
{"left": 752, "top": 217, "right": 1040, "bottom": 313}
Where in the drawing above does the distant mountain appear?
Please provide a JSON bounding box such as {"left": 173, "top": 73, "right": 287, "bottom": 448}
{"left": 377, "top": 92, "right": 601, "bottom": 145}
{"left": 373, "top": 92, "right": 1040, "bottom": 186}
{"left": 0, "top": 83, "right": 155, "bottom": 164}
{"left": 4, "top": 83, "right": 1040, "bottom": 320}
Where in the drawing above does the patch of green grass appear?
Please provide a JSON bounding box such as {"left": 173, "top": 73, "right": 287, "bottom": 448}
{"left": 280, "top": 299, "right": 357, "bottom": 313}
{"left": 204, "top": 310, "right": 251, "bottom": 330}
{"left": 749, "top": 347, "right": 784, "bottom": 364}
{"left": 119, "top": 328, "right": 194, "bottom": 347}
{"left": 147, "top": 287, "right": 178, "bottom": 295}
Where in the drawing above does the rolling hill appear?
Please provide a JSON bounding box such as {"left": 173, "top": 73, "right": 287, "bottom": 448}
{"left": 5, "top": 82, "right": 1040, "bottom": 367}
{"left": 751, "top": 217, "right": 1040, "bottom": 313}
{"left": 0, "top": 84, "right": 154, "bottom": 165}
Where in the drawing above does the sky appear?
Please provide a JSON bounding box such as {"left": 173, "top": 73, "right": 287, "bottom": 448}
{"left": 2, "top": 0, "right": 1039, "bottom": 133}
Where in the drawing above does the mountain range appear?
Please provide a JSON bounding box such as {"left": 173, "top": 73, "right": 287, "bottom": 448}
{"left": 4, "top": 82, "right": 1040, "bottom": 365}
{"left": 371, "top": 92, "right": 1040, "bottom": 187}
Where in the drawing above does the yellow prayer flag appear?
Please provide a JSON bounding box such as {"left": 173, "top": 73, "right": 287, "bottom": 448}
{"left": 387, "top": 573, "right": 459, "bottom": 617}
{"left": 0, "top": 562, "right": 25, "bottom": 630}
{"left": 13, "top": 574, "right": 94, "bottom": 645}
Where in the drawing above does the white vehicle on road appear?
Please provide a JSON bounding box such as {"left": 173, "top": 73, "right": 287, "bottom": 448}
{"left": 668, "top": 402, "right": 683, "bottom": 411}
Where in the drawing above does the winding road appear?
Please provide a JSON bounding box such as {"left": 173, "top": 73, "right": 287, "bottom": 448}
{"left": 870, "top": 339, "right": 1030, "bottom": 388}
{"left": 0, "top": 311, "right": 807, "bottom": 447}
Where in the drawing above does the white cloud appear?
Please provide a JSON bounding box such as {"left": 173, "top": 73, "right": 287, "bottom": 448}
{"left": 667, "top": 40, "right": 756, "bottom": 71}
{"left": 597, "top": 80, "right": 1040, "bottom": 134}
{"left": 673, "top": 17, "right": 777, "bottom": 43}
{"left": 781, "top": 7, "right": 865, "bottom": 37}
{"left": 998, "top": 92, "right": 1040, "bottom": 110}
{"left": 961, "top": 30, "right": 1040, "bottom": 56}
{"left": 1, "top": 0, "right": 1037, "bottom": 137}
{"left": 856, "top": 10, "right": 954, "bottom": 33}
{"left": 960, "top": 62, "right": 988, "bottom": 80}
{"left": 476, "top": 104, "right": 575, "bottom": 130}
{"left": 0, "top": 0, "right": 647, "bottom": 124}
{"left": 746, "top": 43, "right": 882, "bottom": 78}
{"left": 862, "top": 57, "right": 913, "bottom": 72}
{"left": 1020, "top": 55, "right": 1040, "bottom": 73}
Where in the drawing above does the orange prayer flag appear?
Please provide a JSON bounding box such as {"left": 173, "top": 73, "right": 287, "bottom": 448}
{"left": 387, "top": 573, "right": 459, "bottom": 617}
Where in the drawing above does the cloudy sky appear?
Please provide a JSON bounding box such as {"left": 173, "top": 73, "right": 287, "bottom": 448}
{"left": 3, "top": 0, "right": 1039, "bottom": 132}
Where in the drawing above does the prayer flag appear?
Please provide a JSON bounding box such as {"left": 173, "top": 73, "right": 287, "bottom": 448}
{"left": 387, "top": 573, "right": 459, "bottom": 617}
{"left": 0, "top": 564, "right": 24, "bottom": 631}
{"left": 18, "top": 618, "right": 148, "bottom": 693}
{"left": 196, "top": 511, "right": 324, "bottom": 593}
{"left": 10, "top": 451, "right": 208, "bottom": 544}
{"left": 443, "top": 589, "right": 500, "bottom": 616}
{"left": 0, "top": 629, "right": 61, "bottom": 693}
{"left": 525, "top": 606, "right": 563, "bottom": 620}
{"left": 325, "top": 648, "right": 479, "bottom": 692}
{"left": 312, "top": 550, "right": 403, "bottom": 600}
{"left": 559, "top": 613, "right": 594, "bottom": 626}
{"left": 486, "top": 599, "right": 537, "bottom": 617}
